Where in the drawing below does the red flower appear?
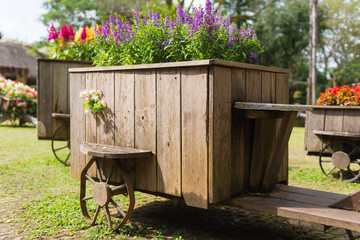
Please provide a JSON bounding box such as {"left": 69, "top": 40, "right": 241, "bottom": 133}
{"left": 60, "top": 24, "right": 74, "bottom": 42}
{"left": 47, "top": 23, "right": 59, "bottom": 41}
{"left": 81, "top": 26, "right": 87, "bottom": 42}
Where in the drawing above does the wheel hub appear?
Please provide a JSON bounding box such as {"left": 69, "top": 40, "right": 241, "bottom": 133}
{"left": 332, "top": 151, "right": 350, "bottom": 170}
{"left": 93, "top": 182, "right": 111, "bottom": 206}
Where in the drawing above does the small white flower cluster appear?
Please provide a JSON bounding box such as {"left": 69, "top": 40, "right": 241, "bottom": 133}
{"left": 79, "top": 88, "right": 107, "bottom": 115}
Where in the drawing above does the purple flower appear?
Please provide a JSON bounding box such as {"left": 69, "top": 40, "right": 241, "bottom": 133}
{"left": 176, "top": 5, "right": 184, "bottom": 23}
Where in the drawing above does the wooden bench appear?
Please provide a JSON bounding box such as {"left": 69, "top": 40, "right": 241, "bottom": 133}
{"left": 225, "top": 184, "right": 360, "bottom": 239}
{"left": 234, "top": 102, "right": 312, "bottom": 192}
{"left": 314, "top": 130, "right": 360, "bottom": 140}
{"left": 79, "top": 142, "right": 152, "bottom": 231}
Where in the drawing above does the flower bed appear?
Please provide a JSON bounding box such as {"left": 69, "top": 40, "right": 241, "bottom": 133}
{"left": 0, "top": 76, "right": 37, "bottom": 124}
{"left": 316, "top": 84, "right": 360, "bottom": 106}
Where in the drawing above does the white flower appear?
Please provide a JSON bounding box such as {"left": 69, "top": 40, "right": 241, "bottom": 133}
{"left": 92, "top": 95, "right": 99, "bottom": 100}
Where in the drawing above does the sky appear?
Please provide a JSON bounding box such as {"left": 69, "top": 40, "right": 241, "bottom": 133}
{"left": 0, "top": 0, "right": 204, "bottom": 44}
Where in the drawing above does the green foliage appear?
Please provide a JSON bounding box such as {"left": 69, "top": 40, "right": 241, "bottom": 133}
{"left": 253, "top": 0, "right": 310, "bottom": 70}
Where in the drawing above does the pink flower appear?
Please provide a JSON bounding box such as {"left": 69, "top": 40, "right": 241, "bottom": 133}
{"left": 68, "top": 25, "right": 75, "bottom": 40}
{"left": 81, "top": 26, "right": 87, "bottom": 42}
{"left": 47, "top": 23, "right": 59, "bottom": 41}
{"left": 84, "top": 96, "right": 89, "bottom": 100}
{"left": 12, "top": 106, "right": 16, "bottom": 110}
{"left": 60, "top": 24, "right": 74, "bottom": 42}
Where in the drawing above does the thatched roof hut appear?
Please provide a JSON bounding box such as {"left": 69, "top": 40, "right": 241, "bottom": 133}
{"left": 0, "top": 39, "right": 37, "bottom": 85}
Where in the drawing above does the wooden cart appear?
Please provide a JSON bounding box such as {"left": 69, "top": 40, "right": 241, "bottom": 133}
{"left": 37, "top": 59, "right": 92, "bottom": 165}
{"left": 69, "top": 60, "right": 360, "bottom": 238}
{"left": 305, "top": 106, "right": 360, "bottom": 182}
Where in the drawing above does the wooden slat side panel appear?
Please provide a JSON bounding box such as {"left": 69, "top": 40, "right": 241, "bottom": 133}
{"left": 52, "top": 62, "right": 69, "bottom": 137}
{"left": 96, "top": 72, "right": 116, "bottom": 182}
{"left": 37, "top": 60, "right": 53, "bottom": 139}
{"left": 156, "top": 68, "right": 181, "bottom": 196}
{"left": 245, "top": 69, "right": 262, "bottom": 102}
{"left": 231, "top": 68, "right": 246, "bottom": 195}
{"left": 248, "top": 72, "right": 277, "bottom": 192}
{"left": 115, "top": 71, "right": 135, "bottom": 148}
{"left": 209, "top": 66, "right": 232, "bottom": 203}
{"left": 343, "top": 109, "right": 360, "bottom": 133}
{"left": 181, "top": 66, "right": 209, "bottom": 209}
{"left": 324, "top": 109, "right": 344, "bottom": 132}
{"left": 114, "top": 71, "right": 135, "bottom": 185}
{"left": 305, "top": 109, "right": 325, "bottom": 152}
{"left": 134, "top": 69, "right": 157, "bottom": 192}
{"left": 85, "top": 72, "right": 98, "bottom": 178}
{"left": 275, "top": 73, "right": 289, "bottom": 184}
{"left": 70, "top": 73, "right": 86, "bottom": 179}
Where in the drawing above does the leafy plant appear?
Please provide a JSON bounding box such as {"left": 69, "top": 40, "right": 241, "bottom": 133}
{"left": 316, "top": 84, "right": 360, "bottom": 106}
{"left": 47, "top": 24, "right": 96, "bottom": 61}
{"left": 80, "top": 88, "right": 107, "bottom": 115}
{"left": 92, "top": 0, "right": 263, "bottom": 66}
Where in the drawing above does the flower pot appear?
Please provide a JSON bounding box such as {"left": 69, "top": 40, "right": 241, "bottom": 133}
{"left": 69, "top": 59, "right": 290, "bottom": 208}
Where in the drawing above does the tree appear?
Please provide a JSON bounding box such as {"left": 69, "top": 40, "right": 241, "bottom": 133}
{"left": 320, "top": 0, "right": 360, "bottom": 87}
{"left": 40, "top": 0, "right": 178, "bottom": 29}
{"left": 0, "top": 31, "right": 2, "bottom": 39}
{"left": 213, "top": 0, "right": 276, "bottom": 27}
{"left": 253, "top": 0, "right": 311, "bottom": 81}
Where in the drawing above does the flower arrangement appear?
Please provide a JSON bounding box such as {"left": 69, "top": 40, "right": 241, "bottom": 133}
{"left": 0, "top": 76, "right": 37, "bottom": 124}
{"left": 47, "top": 24, "right": 96, "bottom": 61}
{"left": 316, "top": 84, "right": 360, "bottom": 106}
{"left": 79, "top": 88, "right": 107, "bottom": 115}
{"left": 92, "top": 0, "right": 263, "bottom": 66}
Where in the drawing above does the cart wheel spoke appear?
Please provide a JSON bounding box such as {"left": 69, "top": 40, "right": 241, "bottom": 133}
{"left": 326, "top": 166, "right": 336, "bottom": 176}
{"left": 53, "top": 145, "right": 69, "bottom": 152}
{"left": 105, "top": 205, "right": 113, "bottom": 229}
{"left": 110, "top": 198, "right": 126, "bottom": 218}
{"left": 110, "top": 183, "right": 126, "bottom": 193}
{"left": 106, "top": 162, "right": 115, "bottom": 184}
{"left": 326, "top": 146, "right": 335, "bottom": 154}
{"left": 340, "top": 170, "right": 344, "bottom": 181}
{"left": 82, "top": 195, "right": 93, "bottom": 201}
{"left": 95, "top": 159, "right": 103, "bottom": 182}
{"left": 348, "top": 148, "right": 358, "bottom": 157}
{"left": 91, "top": 206, "right": 101, "bottom": 226}
{"left": 347, "top": 168, "right": 358, "bottom": 178}
{"left": 84, "top": 173, "right": 96, "bottom": 185}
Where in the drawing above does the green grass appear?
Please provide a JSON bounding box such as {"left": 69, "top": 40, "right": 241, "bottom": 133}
{"left": 0, "top": 124, "right": 358, "bottom": 239}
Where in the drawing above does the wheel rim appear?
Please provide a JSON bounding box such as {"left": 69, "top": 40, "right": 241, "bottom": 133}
{"left": 319, "top": 141, "right": 360, "bottom": 182}
{"left": 51, "top": 123, "right": 70, "bottom": 166}
{"left": 80, "top": 158, "right": 135, "bottom": 231}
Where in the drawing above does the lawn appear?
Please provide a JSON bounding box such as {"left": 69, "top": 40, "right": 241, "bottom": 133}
{"left": 0, "top": 123, "right": 356, "bottom": 239}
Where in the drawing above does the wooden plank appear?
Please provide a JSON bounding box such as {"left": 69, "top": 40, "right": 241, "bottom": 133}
{"left": 275, "top": 73, "right": 289, "bottom": 184}
{"left": 324, "top": 109, "right": 344, "bottom": 132}
{"left": 245, "top": 69, "right": 262, "bottom": 102}
{"left": 305, "top": 109, "right": 326, "bottom": 152}
{"left": 261, "top": 71, "right": 275, "bottom": 104}
{"left": 208, "top": 66, "right": 232, "bottom": 203}
{"left": 261, "top": 111, "right": 297, "bottom": 192}
{"left": 96, "top": 72, "right": 115, "bottom": 182}
{"left": 343, "top": 109, "right": 360, "bottom": 133}
{"left": 313, "top": 130, "right": 360, "bottom": 139}
{"left": 85, "top": 72, "right": 97, "bottom": 178}
{"left": 134, "top": 69, "right": 157, "bottom": 192}
{"left": 231, "top": 68, "right": 246, "bottom": 195}
{"left": 37, "top": 60, "right": 53, "bottom": 139}
{"left": 156, "top": 68, "right": 181, "bottom": 196}
{"left": 70, "top": 73, "right": 86, "bottom": 179}
{"left": 69, "top": 59, "right": 290, "bottom": 74}
{"left": 234, "top": 102, "right": 312, "bottom": 112}
{"left": 52, "top": 62, "right": 69, "bottom": 137}
{"left": 114, "top": 71, "right": 135, "bottom": 148}
{"left": 80, "top": 143, "right": 152, "bottom": 159}
{"left": 226, "top": 193, "right": 360, "bottom": 233}
{"left": 181, "top": 66, "right": 209, "bottom": 209}
{"left": 276, "top": 185, "right": 346, "bottom": 201}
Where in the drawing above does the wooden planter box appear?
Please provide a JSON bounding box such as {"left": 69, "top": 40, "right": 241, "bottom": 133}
{"left": 305, "top": 106, "right": 360, "bottom": 153}
{"left": 69, "top": 59, "right": 289, "bottom": 209}
{"left": 37, "top": 59, "right": 92, "bottom": 139}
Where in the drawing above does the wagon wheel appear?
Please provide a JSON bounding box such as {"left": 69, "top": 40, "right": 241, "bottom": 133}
{"left": 51, "top": 122, "right": 70, "bottom": 166}
{"left": 319, "top": 140, "right": 360, "bottom": 182}
{"left": 80, "top": 158, "right": 135, "bottom": 231}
